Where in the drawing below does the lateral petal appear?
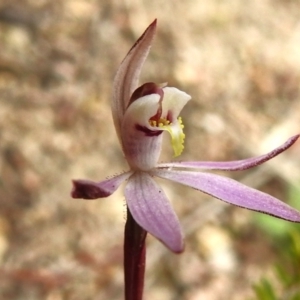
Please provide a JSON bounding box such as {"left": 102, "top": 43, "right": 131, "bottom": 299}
{"left": 71, "top": 172, "right": 132, "bottom": 199}
{"left": 125, "top": 172, "right": 184, "bottom": 253}
{"left": 153, "top": 169, "right": 300, "bottom": 222}
{"left": 157, "top": 134, "right": 299, "bottom": 170}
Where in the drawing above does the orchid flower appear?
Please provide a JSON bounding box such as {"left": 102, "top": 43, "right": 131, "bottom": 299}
{"left": 71, "top": 20, "right": 300, "bottom": 254}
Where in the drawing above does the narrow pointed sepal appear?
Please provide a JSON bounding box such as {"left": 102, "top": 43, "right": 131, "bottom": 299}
{"left": 112, "top": 20, "right": 157, "bottom": 140}
{"left": 125, "top": 172, "right": 184, "bottom": 253}
{"left": 71, "top": 172, "right": 132, "bottom": 199}
{"left": 157, "top": 134, "right": 299, "bottom": 171}
{"left": 153, "top": 169, "right": 300, "bottom": 222}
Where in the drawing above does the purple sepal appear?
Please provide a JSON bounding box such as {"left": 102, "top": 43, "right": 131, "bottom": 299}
{"left": 157, "top": 134, "right": 299, "bottom": 171}
{"left": 153, "top": 169, "right": 300, "bottom": 222}
{"left": 125, "top": 172, "right": 184, "bottom": 253}
{"left": 71, "top": 172, "right": 132, "bottom": 199}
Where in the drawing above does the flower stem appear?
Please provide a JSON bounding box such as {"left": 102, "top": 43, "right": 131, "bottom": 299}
{"left": 124, "top": 208, "right": 147, "bottom": 300}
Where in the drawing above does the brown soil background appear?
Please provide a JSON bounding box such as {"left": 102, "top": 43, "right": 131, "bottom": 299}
{"left": 0, "top": 1, "right": 300, "bottom": 299}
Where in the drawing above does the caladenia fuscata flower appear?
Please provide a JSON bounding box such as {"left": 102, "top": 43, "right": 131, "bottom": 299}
{"left": 71, "top": 19, "right": 300, "bottom": 299}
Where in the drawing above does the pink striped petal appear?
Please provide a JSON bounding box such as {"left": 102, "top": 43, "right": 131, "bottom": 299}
{"left": 157, "top": 134, "right": 299, "bottom": 171}
{"left": 71, "top": 172, "right": 132, "bottom": 199}
{"left": 125, "top": 172, "right": 184, "bottom": 253}
{"left": 112, "top": 20, "right": 157, "bottom": 140}
{"left": 153, "top": 169, "right": 300, "bottom": 222}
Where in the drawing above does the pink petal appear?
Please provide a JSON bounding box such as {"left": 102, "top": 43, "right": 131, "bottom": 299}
{"left": 71, "top": 172, "right": 132, "bottom": 199}
{"left": 157, "top": 134, "right": 299, "bottom": 171}
{"left": 112, "top": 20, "right": 157, "bottom": 140}
{"left": 153, "top": 169, "right": 300, "bottom": 222}
{"left": 125, "top": 172, "right": 184, "bottom": 253}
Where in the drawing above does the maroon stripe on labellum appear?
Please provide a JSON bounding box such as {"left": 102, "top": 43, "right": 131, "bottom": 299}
{"left": 135, "top": 124, "right": 163, "bottom": 136}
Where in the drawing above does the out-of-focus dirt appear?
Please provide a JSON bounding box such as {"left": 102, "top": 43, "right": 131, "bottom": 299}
{"left": 0, "top": 1, "right": 299, "bottom": 299}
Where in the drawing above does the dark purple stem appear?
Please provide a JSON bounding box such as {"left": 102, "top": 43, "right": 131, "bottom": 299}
{"left": 124, "top": 208, "right": 147, "bottom": 300}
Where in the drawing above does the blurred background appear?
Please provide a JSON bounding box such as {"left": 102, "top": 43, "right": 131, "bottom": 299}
{"left": 0, "top": 0, "right": 300, "bottom": 299}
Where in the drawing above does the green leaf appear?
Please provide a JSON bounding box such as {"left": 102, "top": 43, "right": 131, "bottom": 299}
{"left": 253, "top": 278, "right": 277, "bottom": 300}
